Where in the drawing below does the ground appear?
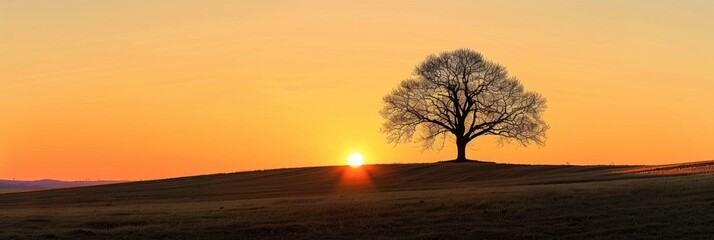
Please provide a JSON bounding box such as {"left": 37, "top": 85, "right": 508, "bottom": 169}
{"left": 1, "top": 161, "right": 713, "bottom": 239}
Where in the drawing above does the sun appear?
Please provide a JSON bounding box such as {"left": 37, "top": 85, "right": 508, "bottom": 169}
{"left": 347, "top": 153, "right": 364, "bottom": 167}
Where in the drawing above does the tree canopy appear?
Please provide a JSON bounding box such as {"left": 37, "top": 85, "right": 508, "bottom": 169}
{"left": 381, "top": 49, "right": 548, "bottom": 161}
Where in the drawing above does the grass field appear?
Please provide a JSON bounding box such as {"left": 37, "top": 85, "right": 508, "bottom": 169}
{"left": 1, "top": 161, "right": 713, "bottom": 239}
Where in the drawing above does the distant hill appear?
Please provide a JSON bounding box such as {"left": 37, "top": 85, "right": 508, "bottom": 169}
{"left": 0, "top": 179, "right": 125, "bottom": 193}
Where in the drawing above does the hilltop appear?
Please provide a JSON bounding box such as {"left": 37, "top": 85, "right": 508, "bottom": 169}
{"left": 1, "top": 160, "right": 712, "bottom": 207}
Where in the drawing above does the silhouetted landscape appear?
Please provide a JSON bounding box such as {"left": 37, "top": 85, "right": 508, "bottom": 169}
{"left": 3, "top": 1, "right": 713, "bottom": 239}
{"left": 2, "top": 161, "right": 713, "bottom": 239}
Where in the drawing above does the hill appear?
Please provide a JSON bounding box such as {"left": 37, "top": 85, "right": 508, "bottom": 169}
{"left": 1, "top": 161, "right": 713, "bottom": 239}
{"left": 2, "top": 161, "right": 712, "bottom": 207}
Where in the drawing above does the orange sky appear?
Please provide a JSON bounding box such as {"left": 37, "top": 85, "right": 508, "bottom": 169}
{"left": 1, "top": 1, "right": 713, "bottom": 180}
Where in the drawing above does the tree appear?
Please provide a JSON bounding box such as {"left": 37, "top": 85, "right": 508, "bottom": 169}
{"left": 380, "top": 49, "right": 548, "bottom": 161}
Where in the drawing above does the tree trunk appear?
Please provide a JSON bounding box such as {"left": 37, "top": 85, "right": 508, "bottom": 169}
{"left": 455, "top": 138, "right": 468, "bottom": 161}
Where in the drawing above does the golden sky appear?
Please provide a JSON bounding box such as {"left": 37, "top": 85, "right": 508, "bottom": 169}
{"left": 1, "top": 0, "right": 713, "bottom": 180}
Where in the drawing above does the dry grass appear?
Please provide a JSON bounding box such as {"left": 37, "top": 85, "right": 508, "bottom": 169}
{"left": 1, "top": 161, "right": 713, "bottom": 239}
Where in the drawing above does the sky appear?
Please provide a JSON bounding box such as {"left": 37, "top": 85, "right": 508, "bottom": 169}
{"left": 1, "top": 0, "right": 713, "bottom": 180}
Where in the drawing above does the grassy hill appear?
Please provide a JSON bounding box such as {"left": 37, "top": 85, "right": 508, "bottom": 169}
{"left": 1, "top": 161, "right": 713, "bottom": 239}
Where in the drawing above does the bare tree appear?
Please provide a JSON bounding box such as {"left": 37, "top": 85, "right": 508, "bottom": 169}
{"left": 381, "top": 49, "right": 548, "bottom": 161}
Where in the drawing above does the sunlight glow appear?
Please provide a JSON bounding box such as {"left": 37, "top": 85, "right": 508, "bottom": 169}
{"left": 347, "top": 153, "right": 364, "bottom": 167}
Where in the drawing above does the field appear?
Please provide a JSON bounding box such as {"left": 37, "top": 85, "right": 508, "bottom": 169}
{"left": 1, "top": 161, "right": 713, "bottom": 239}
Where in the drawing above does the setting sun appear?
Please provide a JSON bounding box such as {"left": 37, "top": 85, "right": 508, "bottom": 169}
{"left": 347, "top": 153, "right": 364, "bottom": 167}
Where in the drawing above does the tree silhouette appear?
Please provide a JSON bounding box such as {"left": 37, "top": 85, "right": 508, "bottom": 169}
{"left": 381, "top": 49, "right": 548, "bottom": 161}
